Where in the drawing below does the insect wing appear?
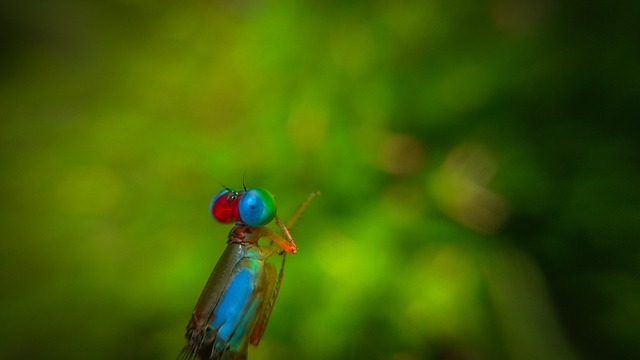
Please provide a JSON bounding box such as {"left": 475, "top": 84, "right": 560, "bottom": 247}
{"left": 191, "top": 244, "right": 245, "bottom": 327}
{"left": 250, "top": 259, "right": 279, "bottom": 346}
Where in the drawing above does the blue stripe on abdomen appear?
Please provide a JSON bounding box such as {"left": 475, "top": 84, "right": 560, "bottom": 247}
{"left": 211, "top": 268, "right": 254, "bottom": 343}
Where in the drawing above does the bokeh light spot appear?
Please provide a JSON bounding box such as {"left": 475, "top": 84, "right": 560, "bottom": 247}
{"left": 379, "top": 134, "right": 427, "bottom": 176}
{"left": 429, "top": 143, "right": 509, "bottom": 233}
{"left": 491, "top": 0, "right": 554, "bottom": 35}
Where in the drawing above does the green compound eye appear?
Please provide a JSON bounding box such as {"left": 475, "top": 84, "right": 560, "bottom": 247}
{"left": 238, "top": 188, "right": 276, "bottom": 226}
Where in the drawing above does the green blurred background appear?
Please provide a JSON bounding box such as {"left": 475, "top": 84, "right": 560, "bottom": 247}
{"left": 1, "top": 0, "right": 639, "bottom": 359}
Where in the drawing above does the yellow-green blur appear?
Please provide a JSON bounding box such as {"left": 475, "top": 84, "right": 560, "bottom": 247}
{"left": 1, "top": 1, "right": 638, "bottom": 360}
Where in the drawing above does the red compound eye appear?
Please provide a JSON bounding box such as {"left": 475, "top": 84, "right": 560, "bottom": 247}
{"left": 210, "top": 189, "right": 240, "bottom": 223}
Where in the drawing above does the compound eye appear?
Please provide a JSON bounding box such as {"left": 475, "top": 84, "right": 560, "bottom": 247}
{"left": 238, "top": 188, "right": 276, "bottom": 226}
{"left": 210, "top": 188, "right": 240, "bottom": 223}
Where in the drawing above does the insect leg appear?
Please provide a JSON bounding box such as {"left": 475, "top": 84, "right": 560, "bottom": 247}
{"left": 286, "top": 191, "right": 320, "bottom": 229}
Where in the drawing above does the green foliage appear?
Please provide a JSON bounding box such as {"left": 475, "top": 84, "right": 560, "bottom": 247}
{"left": 1, "top": 0, "right": 639, "bottom": 359}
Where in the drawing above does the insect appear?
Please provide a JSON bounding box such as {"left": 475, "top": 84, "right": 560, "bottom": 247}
{"left": 179, "top": 186, "right": 318, "bottom": 360}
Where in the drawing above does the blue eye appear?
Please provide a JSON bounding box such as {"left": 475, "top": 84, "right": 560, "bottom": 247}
{"left": 238, "top": 188, "right": 276, "bottom": 226}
